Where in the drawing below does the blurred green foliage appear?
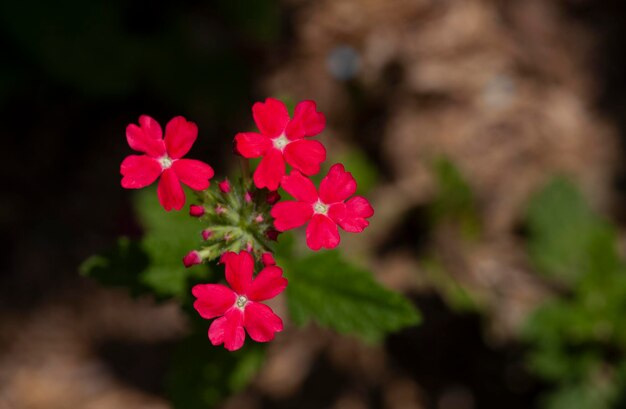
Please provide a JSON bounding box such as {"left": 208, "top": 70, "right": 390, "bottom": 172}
{"left": 82, "top": 187, "right": 212, "bottom": 300}
{"left": 523, "top": 178, "right": 626, "bottom": 409}
{"left": 422, "top": 257, "right": 483, "bottom": 313}
{"left": 167, "top": 327, "right": 266, "bottom": 409}
{"left": 421, "top": 158, "right": 483, "bottom": 312}
{"left": 431, "top": 157, "right": 481, "bottom": 240}
{"left": 525, "top": 178, "right": 620, "bottom": 284}
{"left": 80, "top": 236, "right": 150, "bottom": 296}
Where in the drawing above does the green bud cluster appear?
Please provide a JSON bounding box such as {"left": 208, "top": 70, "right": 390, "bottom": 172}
{"left": 192, "top": 179, "right": 276, "bottom": 262}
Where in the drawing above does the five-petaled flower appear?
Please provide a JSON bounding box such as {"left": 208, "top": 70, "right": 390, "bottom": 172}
{"left": 192, "top": 251, "right": 287, "bottom": 351}
{"left": 121, "top": 115, "right": 214, "bottom": 211}
{"left": 271, "top": 164, "right": 374, "bottom": 250}
{"left": 235, "top": 98, "right": 326, "bottom": 191}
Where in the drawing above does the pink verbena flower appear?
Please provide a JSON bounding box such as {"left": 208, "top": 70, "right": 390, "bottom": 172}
{"left": 271, "top": 164, "right": 374, "bottom": 250}
{"left": 235, "top": 98, "right": 326, "bottom": 191}
{"left": 121, "top": 115, "right": 214, "bottom": 211}
{"left": 192, "top": 251, "right": 287, "bottom": 351}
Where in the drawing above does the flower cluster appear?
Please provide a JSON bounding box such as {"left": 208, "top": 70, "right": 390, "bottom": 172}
{"left": 119, "top": 98, "right": 374, "bottom": 350}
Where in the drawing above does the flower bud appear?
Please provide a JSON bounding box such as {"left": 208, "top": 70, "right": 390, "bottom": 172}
{"left": 218, "top": 179, "right": 231, "bottom": 193}
{"left": 201, "top": 229, "right": 213, "bottom": 241}
{"left": 254, "top": 214, "right": 264, "bottom": 223}
{"left": 266, "top": 228, "right": 280, "bottom": 241}
{"left": 262, "top": 252, "right": 276, "bottom": 266}
{"left": 215, "top": 205, "right": 226, "bottom": 215}
{"left": 183, "top": 250, "right": 202, "bottom": 268}
{"left": 266, "top": 191, "right": 281, "bottom": 205}
{"left": 246, "top": 242, "right": 253, "bottom": 253}
{"left": 244, "top": 191, "right": 252, "bottom": 203}
{"left": 189, "top": 205, "right": 205, "bottom": 217}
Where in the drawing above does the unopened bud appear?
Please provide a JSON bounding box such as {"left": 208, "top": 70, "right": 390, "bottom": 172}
{"left": 254, "top": 214, "right": 264, "bottom": 223}
{"left": 244, "top": 191, "right": 252, "bottom": 203}
{"left": 189, "top": 205, "right": 205, "bottom": 217}
{"left": 266, "top": 191, "right": 281, "bottom": 205}
{"left": 262, "top": 252, "right": 276, "bottom": 266}
{"left": 266, "top": 228, "right": 280, "bottom": 241}
{"left": 215, "top": 205, "right": 226, "bottom": 215}
{"left": 183, "top": 250, "right": 202, "bottom": 268}
{"left": 218, "top": 179, "right": 231, "bottom": 193}
{"left": 201, "top": 229, "right": 213, "bottom": 241}
{"left": 246, "top": 242, "right": 253, "bottom": 253}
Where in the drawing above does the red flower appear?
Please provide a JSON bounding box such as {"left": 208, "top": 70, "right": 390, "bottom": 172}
{"left": 121, "top": 115, "right": 214, "bottom": 211}
{"left": 235, "top": 98, "right": 326, "bottom": 191}
{"left": 271, "top": 164, "right": 374, "bottom": 250}
{"left": 192, "top": 251, "right": 287, "bottom": 351}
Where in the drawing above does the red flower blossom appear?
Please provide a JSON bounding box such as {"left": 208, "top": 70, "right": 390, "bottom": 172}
{"left": 192, "top": 251, "right": 287, "bottom": 351}
{"left": 271, "top": 164, "right": 374, "bottom": 250}
{"left": 121, "top": 115, "right": 214, "bottom": 211}
{"left": 235, "top": 98, "right": 326, "bottom": 191}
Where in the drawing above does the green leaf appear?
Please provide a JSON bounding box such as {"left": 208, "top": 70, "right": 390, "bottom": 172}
{"left": 431, "top": 157, "right": 481, "bottom": 239}
{"left": 525, "top": 178, "right": 620, "bottom": 283}
{"left": 80, "top": 236, "right": 150, "bottom": 296}
{"left": 422, "top": 256, "right": 483, "bottom": 313}
{"left": 281, "top": 251, "right": 420, "bottom": 342}
{"left": 133, "top": 188, "right": 212, "bottom": 298}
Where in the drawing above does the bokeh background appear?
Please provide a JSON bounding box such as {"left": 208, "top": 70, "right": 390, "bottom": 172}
{"left": 3, "top": 0, "right": 626, "bottom": 408}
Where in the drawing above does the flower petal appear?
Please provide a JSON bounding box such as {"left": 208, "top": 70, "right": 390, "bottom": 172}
{"left": 327, "top": 202, "right": 347, "bottom": 224}
{"left": 248, "top": 266, "right": 287, "bottom": 302}
{"left": 235, "top": 132, "right": 271, "bottom": 158}
{"left": 284, "top": 139, "right": 326, "bottom": 176}
{"left": 192, "top": 284, "right": 236, "bottom": 319}
{"left": 157, "top": 168, "right": 185, "bottom": 211}
{"left": 120, "top": 155, "right": 162, "bottom": 189}
{"left": 280, "top": 170, "right": 318, "bottom": 203}
{"left": 285, "top": 100, "right": 326, "bottom": 139}
{"left": 253, "top": 98, "right": 289, "bottom": 137}
{"left": 319, "top": 163, "right": 357, "bottom": 204}
{"left": 271, "top": 201, "right": 314, "bottom": 231}
{"left": 209, "top": 308, "right": 245, "bottom": 351}
{"left": 139, "top": 115, "right": 163, "bottom": 139}
{"left": 224, "top": 251, "right": 254, "bottom": 294}
{"left": 253, "top": 149, "right": 285, "bottom": 191}
{"left": 171, "top": 159, "right": 214, "bottom": 191}
{"left": 164, "top": 116, "right": 198, "bottom": 159}
{"left": 126, "top": 115, "right": 166, "bottom": 157}
{"left": 244, "top": 302, "right": 283, "bottom": 343}
{"left": 306, "top": 214, "right": 340, "bottom": 250}
{"left": 337, "top": 196, "right": 374, "bottom": 232}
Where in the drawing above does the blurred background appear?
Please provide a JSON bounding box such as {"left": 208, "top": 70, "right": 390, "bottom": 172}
{"left": 4, "top": 0, "right": 626, "bottom": 408}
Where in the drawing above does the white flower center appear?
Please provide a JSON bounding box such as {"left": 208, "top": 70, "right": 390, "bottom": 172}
{"left": 159, "top": 156, "right": 173, "bottom": 169}
{"left": 272, "top": 134, "right": 290, "bottom": 151}
{"left": 313, "top": 200, "right": 329, "bottom": 215}
{"left": 235, "top": 295, "right": 248, "bottom": 309}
